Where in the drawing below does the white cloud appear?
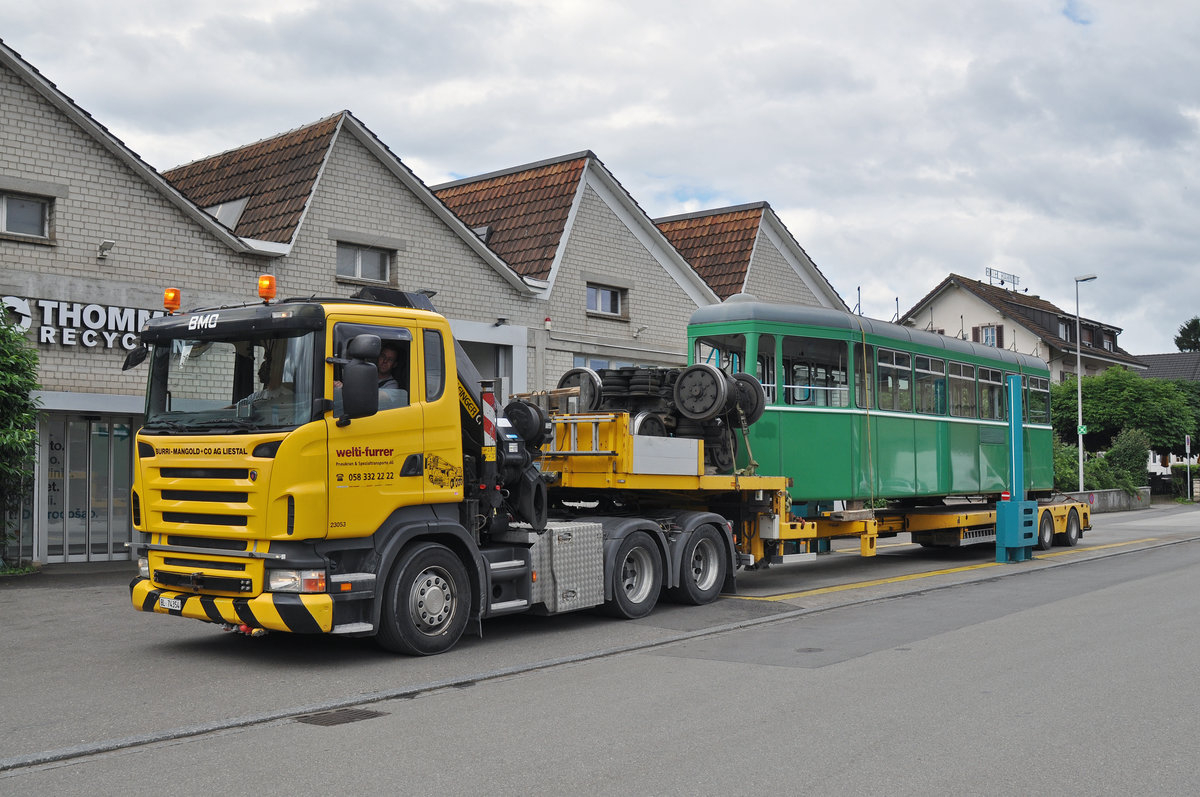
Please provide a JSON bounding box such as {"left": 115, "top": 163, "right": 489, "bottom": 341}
{"left": 4, "top": 0, "right": 1199, "bottom": 353}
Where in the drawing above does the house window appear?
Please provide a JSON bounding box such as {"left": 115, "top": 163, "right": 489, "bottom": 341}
{"left": 1, "top": 192, "right": 49, "bottom": 238}
{"left": 336, "top": 243, "right": 390, "bottom": 282}
{"left": 587, "top": 284, "right": 624, "bottom": 317}
{"left": 973, "top": 324, "right": 1004, "bottom": 349}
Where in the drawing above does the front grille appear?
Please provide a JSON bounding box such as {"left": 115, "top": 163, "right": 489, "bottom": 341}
{"left": 163, "top": 512, "right": 248, "bottom": 527}
{"left": 154, "top": 569, "right": 252, "bottom": 593}
{"left": 161, "top": 468, "right": 249, "bottom": 479}
{"left": 167, "top": 535, "right": 249, "bottom": 551}
{"left": 163, "top": 557, "right": 246, "bottom": 571}
{"left": 163, "top": 489, "right": 248, "bottom": 503}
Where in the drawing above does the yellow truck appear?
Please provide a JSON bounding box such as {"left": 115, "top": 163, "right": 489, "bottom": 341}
{"left": 126, "top": 280, "right": 788, "bottom": 655}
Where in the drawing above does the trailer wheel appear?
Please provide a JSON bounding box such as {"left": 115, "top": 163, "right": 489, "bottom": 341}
{"left": 1056, "top": 508, "right": 1081, "bottom": 547}
{"left": 603, "top": 531, "right": 662, "bottom": 619}
{"left": 377, "top": 543, "right": 470, "bottom": 656}
{"left": 670, "top": 526, "right": 726, "bottom": 605}
{"left": 1035, "top": 510, "right": 1055, "bottom": 551}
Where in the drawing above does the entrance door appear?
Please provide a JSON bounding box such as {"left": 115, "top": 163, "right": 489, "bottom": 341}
{"left": 41, "top": 414, "right": 134, "bottom": 563}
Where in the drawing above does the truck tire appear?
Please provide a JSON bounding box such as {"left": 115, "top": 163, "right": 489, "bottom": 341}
{"left": 1035, "top": 510, "right": 1055, "bottom": 551}
{"left": 669, "top": 525, "right": 726, "bottom": 605}
{"left": 377, "top": 542, "right": 470, "bottom": 656}
{"left": 1056, "top": 508, "right": 1081, "bottom": 547}
{"left": 603, "top": 531, "right": 662, "bottom": 619}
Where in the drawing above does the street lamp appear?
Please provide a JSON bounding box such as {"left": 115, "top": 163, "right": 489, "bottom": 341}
{"left": 1075, "top": 273, "right": 1098, "bottom": 492}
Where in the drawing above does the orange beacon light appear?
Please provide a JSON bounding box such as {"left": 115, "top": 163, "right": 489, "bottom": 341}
{"left": 163, "top": 288, "right": 181, "bottom": 314}
{"left": 258, "top": 274, "right": 276, "bottom": 302}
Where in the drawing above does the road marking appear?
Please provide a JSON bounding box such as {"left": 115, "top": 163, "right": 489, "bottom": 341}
{"left": 735, "top": 538, "right": 1160, "bottom": 602}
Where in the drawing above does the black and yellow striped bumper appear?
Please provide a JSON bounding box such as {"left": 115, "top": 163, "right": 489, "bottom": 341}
{"left": 130, "top": 577, "right": 334, "bottom": 634}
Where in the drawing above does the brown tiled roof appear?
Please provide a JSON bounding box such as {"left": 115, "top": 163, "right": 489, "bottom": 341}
{"left": 654, "top": 204, "right": 764, "bottom": 300}
{"left": 433, "top": 154, "right": 589, "bottom": 280}
{"left": 163, "top": 113, "right": 342, "bottom": 244}
{"left": 901, "top": 273, "right": 1145, "bottom": 368}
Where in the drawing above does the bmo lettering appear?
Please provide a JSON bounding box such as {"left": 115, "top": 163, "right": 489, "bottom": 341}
{"left": 188, "top": 313, "right": 220, "bottom": 330}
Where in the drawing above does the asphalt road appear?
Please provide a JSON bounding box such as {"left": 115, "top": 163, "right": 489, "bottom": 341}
{"left": 2, "top": 502, "right": 1198, "bottom": 794}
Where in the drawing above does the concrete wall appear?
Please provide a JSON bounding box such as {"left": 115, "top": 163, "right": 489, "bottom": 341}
{"left": 1063, "top": 487, "right": 1152, "bottom": 513}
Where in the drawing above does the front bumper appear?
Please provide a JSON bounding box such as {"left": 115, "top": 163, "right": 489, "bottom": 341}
{"left": 130, "top": 576, "right": 334, "bottom": 634}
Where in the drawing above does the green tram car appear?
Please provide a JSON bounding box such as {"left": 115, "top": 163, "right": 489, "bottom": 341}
{"left": 687, "top": 297, "right": 1054, "bottom": 515}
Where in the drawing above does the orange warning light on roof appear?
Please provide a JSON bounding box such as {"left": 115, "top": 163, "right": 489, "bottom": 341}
{"left": 163, "top": 288, "right": 181, "bottom": 314}
{"left": 258, "top": 274, "right": 276, "bottom": 302}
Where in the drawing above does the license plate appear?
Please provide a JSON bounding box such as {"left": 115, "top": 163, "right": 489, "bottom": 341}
{"left": 159, "top": 596, "right": 183, "bottom": 611}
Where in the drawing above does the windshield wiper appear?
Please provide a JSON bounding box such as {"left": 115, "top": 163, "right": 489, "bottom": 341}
{"left": 142, "top": 420, "right": 192, "bottom": 433}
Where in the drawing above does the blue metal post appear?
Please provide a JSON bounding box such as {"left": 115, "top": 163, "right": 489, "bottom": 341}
{"left": 996, "top": 374, "right": 1036, "bottom": 562}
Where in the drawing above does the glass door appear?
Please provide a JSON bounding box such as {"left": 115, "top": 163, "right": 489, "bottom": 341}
{"left": 40, "top": 414, "right": 135, "bottom": 563}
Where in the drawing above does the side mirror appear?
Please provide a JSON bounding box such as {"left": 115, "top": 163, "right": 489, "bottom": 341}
{"left": 122, "top": 344, "right": 149, "bottom": 371}
{"left": 337, "top": 334, "right": 381, "bottom": 426}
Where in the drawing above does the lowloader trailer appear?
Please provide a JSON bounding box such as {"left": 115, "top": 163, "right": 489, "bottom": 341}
{"left": 126, "top": 278, "right": 789, "bottom": 655}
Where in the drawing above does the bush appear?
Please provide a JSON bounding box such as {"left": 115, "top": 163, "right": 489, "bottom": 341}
{"left": 1053, "top": 429, "right": 1148, "bottom": 497}
{"left": 1170, "top": 463, "right": 1198, "bottom": 499}
{"left": 0, "top": 315, "right": 39, "bottom": 566}
{"left": 1053, "top": 438, "right": 1080, "bottom": 492}
{"left": 1105, "top": 428, "right": 1151, "bottom": 488}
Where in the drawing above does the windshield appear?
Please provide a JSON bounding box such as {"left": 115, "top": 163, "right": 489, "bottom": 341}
{"left": 143, "top": 330, "right": 319, "bottom": 433}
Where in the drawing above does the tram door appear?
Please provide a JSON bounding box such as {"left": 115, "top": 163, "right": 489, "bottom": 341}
{"left": 41, "top": 414, "right": 134, "bottom": 563}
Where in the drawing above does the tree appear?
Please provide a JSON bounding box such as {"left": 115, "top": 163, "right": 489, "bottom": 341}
{"left": 1051, "top": 367, "right": 1195, "bottom": 456}
{"left": 1175, "top": 316, "right": 1200, "bottom": 352}
{"left": 0, "top": 314, "right": 39, "bottom": 566}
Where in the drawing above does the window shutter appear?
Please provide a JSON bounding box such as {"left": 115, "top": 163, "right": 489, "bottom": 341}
{"left": 971, "top": 326, "right": 980, "bottom": 343}
{"left": 996, "top": 325, "right": 1005, "bottom": 349}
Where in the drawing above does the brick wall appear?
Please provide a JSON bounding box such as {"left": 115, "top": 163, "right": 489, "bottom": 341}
{"left": 743, "top": 229, "right": 820, "bottom": 306}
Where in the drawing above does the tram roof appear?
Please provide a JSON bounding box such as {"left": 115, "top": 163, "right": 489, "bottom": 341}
{"left": 689, "top": 296, "right": 1049, "bottom": 373}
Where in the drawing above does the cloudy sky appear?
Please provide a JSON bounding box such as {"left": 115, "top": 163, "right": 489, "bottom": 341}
{"left": 3, "top": 0, "right": 1197, "bottom": 353}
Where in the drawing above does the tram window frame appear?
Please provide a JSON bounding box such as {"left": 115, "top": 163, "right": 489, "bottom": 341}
{"left": 876, "top": 349, "right": 913, "bottom": 412}
{"left": 949, "top": 362, "right": 977, "bottom": 418}
{"left": 1026, "top": 375, "right": 1051, "bottom": 424}
{"left": 780, "top": 336, "right": 850, "bottom": 408}
{"left": 914, "top": 355, "right": 947, "bottom": 415}
{"left": 854, "top": 342, "right": 874, "bottom": 408}
{"left": 978, "top": 367, "right": 1006, "bottom": 421}
{"left": 757, "top": 354, "right": 777, "bottom": 403}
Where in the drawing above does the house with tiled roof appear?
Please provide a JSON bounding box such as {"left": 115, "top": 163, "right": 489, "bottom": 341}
{"left": 898, "top": 273, "right": 1144, "bottom": 382}
{"left": 1, "top": 38, "right": 293, "bottom": 566}
{"left": 435, "top": 152, "right": 723, "bottom": 383}
{"left": 163, "top": 110, "right": 541, "bottom": 396}
{"left": 654, "top": 202, "right": 846, "bottom": 309}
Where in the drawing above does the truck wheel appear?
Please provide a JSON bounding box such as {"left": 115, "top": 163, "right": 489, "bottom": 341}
{"left": 670, "top": 526, "right": 726, "bottom": 605}
{"left": 1035, "top": 510, "right": 1055, "bottom": 551}
{"left": 377, "top": 543, "right": 470, "bottom": 656}
{"left": 1056, "top": 508, "right": 1081, "bottom": 547}
{"left": 603, "top": 531, "right": 662, "bottom": 619}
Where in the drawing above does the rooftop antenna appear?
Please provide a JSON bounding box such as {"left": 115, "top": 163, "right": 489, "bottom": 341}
{"left": 891, "top": 297, "right": 899, "bottom": 323}
{"left": 986, "top": 267, "right": 1020, "bottom": 289}
{"left": 853, "top": 287, "right": 862, "bottom": 315}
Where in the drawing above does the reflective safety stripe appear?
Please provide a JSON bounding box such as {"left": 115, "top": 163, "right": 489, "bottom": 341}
{"left": 129, "top": 578, "right": 334, "bottom": 634}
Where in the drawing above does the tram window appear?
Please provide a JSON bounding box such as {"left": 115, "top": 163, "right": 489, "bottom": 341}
{"left": 780, "top": 336, "right": 849, "bottom": 407}
{"left": 757, "top": 354, "right": 777, "bottom": 403}
{"left": 694, "top": 334, "right": 745, "bottom": 373}
{"left": 949, "top": 362, "right": 976, "bottom": 417}
{"left": 978, "top": 368, "right": 1006, "bottom": 420}
{"left": 877, "top": 349, "right": 912, "bottom": 412}
{"left": 854, "top": 343, "right": 874, "bottom": 408}
{"left": 914, "top": 355, "right": 947, "bottom": 415}
{"left": 1027, "top": 376, "right": 1051, "bottom": 423}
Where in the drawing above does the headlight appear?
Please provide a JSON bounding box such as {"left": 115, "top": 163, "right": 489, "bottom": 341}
{"left": 267, "top": 569, "right": 327, "bottom": 593}
{"left": 138, "top": 557, "right": 149, "bottom": 578}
